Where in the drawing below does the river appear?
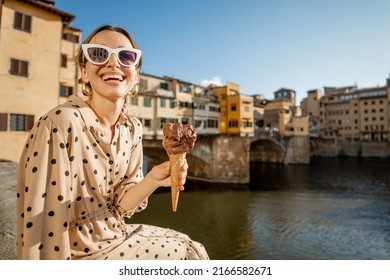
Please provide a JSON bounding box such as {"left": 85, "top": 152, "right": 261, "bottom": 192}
{"left": 130, "top": 157, "right": 390, "bottom": 260}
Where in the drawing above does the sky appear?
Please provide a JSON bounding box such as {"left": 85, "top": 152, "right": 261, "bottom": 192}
{"left": 55, "top": 0, "right": 390, "bottom": 104}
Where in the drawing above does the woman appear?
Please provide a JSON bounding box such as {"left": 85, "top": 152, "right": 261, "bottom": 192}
{"left": 16, "top": 25, "right": 208, "bottom": 260}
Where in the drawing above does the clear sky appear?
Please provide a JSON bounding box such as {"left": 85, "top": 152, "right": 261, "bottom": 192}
{"left": 55, "top": 0, "right": 390, "bottom": 104}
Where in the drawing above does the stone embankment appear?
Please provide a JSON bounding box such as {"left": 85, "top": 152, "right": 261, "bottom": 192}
{"left": 0, "top": 161, "right": 17, "bottom": 260}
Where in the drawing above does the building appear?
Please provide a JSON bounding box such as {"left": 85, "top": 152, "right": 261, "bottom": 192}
{"left": 318, "top": 80, "right": 390, "bottom": 141}
{"left": 0, "top": 0, "right": 80, "bottom": 162}
{"left": 264, "top": 88, "right": 309, "bottom": 137}
{"left": 126, "top": 73, "right": 220, "bottom": 140}
{"left": 210, "top": 81, "right": 254, "bottom": 136}
{"left": 274, "top": 88, "right": 296, "bottom": 106}
{"left": 126, "top": 73, "right": 176, "bottom": 139}
{"left": 301, "top": 89, "right": 322, "bottom": 118}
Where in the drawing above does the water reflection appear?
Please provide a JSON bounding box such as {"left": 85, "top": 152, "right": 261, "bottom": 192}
{"left": 130, "top": 158, "right": 390, "bottom": 259}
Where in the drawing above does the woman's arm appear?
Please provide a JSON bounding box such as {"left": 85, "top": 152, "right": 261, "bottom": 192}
{"left": 118, "top": 160, "right": 187, "bottom": 212}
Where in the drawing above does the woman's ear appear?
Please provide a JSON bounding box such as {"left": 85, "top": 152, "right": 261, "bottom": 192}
{"left": 79, "top": 65, "right": 89, "bottom": 84}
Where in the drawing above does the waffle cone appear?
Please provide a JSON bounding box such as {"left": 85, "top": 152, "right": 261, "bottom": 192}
{"left": 168, "top": 153, "right": 186, "bottom": 212}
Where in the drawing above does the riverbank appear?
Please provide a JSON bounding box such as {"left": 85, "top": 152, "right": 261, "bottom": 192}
{"left": 0, "top": 161, "right": 17, "bottom": 260}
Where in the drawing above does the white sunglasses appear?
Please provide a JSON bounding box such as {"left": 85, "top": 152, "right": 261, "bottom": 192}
{"left": 82, "top": 44, "right": 142, "bottom": 67}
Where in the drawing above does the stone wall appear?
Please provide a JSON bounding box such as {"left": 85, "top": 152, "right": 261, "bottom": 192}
{"left": 311, "top": 137, "right": 390, "bottom": 158}
{"left": 284, "top": 136, "right": 310, "bottom": 164}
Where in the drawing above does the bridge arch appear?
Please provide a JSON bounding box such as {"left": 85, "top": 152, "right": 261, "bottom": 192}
{"left": 250, "top": 138, "right": 286, "bottom": 164}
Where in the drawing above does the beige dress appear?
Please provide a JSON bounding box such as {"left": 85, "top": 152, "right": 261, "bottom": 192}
{"left": 16, "top": 95, "right": 208, "bottom": 260}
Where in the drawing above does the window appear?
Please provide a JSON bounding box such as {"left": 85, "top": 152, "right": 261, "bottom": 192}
{"left": 61, "top": 54, "right": 67, "bottom": 68}
{"left": 14, "top": 11, "right": 32, "bottom": 33}
{"left": 160, "top": 82, "right": 169, "bottom": 90}
{"left": 160, "top": 98, "right": 166, "bottom": 107}
{"left": 242, "top": 121, "right": 252, "bottom": 128}
{"left": 139, "top": 79, "right": 148, "bottom": 93}
{"left": 0, "top": 113, "right": 8, "bottom": 131}
{"left": 158, "top": 118, "right": 177, "bottom": 128}
{"left": 181, "top": 117, "right": 189, "bottom": 125}
{"left": 170, "top": 100, "right": 176, "bottom": 108}
{"left": 62, "top": 33, "right": 79, "bottom": 43}
{"left": 228, "top": 120, "right": 238, "bottom": 127}
{"left": 10, "top": 114, "right": 34, "bottom": 131}
{"left": 179, "top": 84, "right": 191, "bottom": 93}
{"left": 209, "top": 106, "right": 220, "bottom": 112}
{"left": 10, "top": 59, "right": 28, "bottom": 77}
{"left": 194, "top": 120, "right": 203, "bottom": 128}
{"left": 59, "top": 85, "right": 73, "bottom": 97}
{"left": 208, "top": 119, "right": 219, "bottom": 128}
{"left": 130, "top": 96, "right": 138, "bottom": 105}
{"left": 144, "top": 97, "right": 152, "bottom": 107}
{"left": 231, "top": 104, "right": 237, "bottom": 111}
{"left": 144, "top": 119, "right": 152, "bottom": 128}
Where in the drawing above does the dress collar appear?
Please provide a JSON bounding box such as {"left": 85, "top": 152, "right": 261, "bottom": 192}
{"left": 66, "top": 95, "right": 130, "bottom": 130}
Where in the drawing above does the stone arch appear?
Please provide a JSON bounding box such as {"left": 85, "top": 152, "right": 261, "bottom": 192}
{"left": 250, "top": 139, "right": 286, "bottom": 163}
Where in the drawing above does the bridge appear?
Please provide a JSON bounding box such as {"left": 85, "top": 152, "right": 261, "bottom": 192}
{"left": 143, "top": 132, "right": 310, "bottom": 184}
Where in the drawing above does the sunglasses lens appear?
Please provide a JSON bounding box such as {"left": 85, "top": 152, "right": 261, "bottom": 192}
{"left": 87, "top": 47, "right": 109, "bottom": 64}
{"left": 118, "top": 50, "right": 138, "bottom": 66}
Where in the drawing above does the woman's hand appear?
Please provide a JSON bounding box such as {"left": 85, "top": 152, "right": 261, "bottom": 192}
{"left": 148, "top": 160, "right": 188, "bottom": 190}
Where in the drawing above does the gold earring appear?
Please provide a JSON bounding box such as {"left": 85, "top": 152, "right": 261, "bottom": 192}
{"left": 128, "top": 83, "right": 139, "bottom": 97}
{"left": 81, "top": 82, "right": 93, "bottom": 96}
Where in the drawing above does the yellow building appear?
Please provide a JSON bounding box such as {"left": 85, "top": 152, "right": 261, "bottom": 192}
{"left": 0, "top": 0, "right": 80, "bottom": 161}
{"left": 211, "top": 81, "right": 254, "bottom": 136}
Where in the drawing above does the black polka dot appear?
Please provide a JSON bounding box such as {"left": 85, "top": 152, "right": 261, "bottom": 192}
{"left": 55, "top": 110, "right": 61, "bottom": 115}
{"left": 26, "top": 222, "right": 33, "bottom": 228}
{"left": 59, "top": 143, "right": 65, "bottom": 149}
{"left": 48, "top": 211, "right": 55, "bottom": 216}
{"left": 54, "top": 246, "right": 60, "bottom": 251}
{"left": 32, "top": 167, "right": 38, "bottom": 173}
{"left": 51, "top": 159, "right": 56, "bottom": 164}
{"left": 58, "top": 195, "right": 64, "bottom": 201}
{"left": 48, "top": 232, "right": 54, "bottom": 237}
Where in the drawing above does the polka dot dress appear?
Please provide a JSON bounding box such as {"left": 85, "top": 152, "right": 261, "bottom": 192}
{"left": 16, "top": 95, "right": 208, "bottom": 260}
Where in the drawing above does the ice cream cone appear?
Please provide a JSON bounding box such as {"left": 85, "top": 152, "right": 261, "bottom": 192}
{"left": 169, "top": 152, "right": 186, "bottom": 212}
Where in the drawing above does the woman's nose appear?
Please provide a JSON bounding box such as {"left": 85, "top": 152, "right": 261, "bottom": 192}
{"left": 106, "top": 53, "right": 120, "bottom": 67}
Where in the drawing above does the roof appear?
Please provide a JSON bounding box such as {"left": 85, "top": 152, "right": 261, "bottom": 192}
{"left": 16, "top": 0, "right": 75, "bottom": 23}
{"left": 274, "top": 87, "right": 296, "bottom": 94}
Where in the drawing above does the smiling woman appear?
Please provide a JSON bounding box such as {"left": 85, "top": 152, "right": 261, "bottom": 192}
{"left": 16, "top": 25, "right": 209, "bottom": 260}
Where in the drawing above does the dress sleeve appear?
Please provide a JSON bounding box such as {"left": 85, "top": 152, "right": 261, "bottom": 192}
{"left": 113, "top": 116, "right": 147, "bottom": 219}
{"left": 16, "top": 116, "right": 72, "bottom": 260}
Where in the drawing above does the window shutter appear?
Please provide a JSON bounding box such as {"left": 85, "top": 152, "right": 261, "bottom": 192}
{"left": 0, "top": 113, "right": 8, "bottom": 131}
{"left": 25, "top": 115, "right": 35, "bottom": 131}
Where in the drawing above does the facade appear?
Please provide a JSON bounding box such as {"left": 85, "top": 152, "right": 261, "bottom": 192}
{"left": 263, "top": 98, "right": 309, "bottom": 137}
{"left": 126, "top": 73, "right": 220, "bottom": 140}
{"left": 210, "top": 82, "right": 254, "bottom": 136}
{"left": 0, "top": 0, "right": 80, "bottom": 162}
{"left": 301, "top": 89, "right": 322, "bottom": 118}
{"left": 318, "top": 81, "right": 390, "bottom": 141}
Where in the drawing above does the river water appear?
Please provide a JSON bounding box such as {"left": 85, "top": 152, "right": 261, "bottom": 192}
{"left": 130, "top": 157, "right": 390, "bottom": 260}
